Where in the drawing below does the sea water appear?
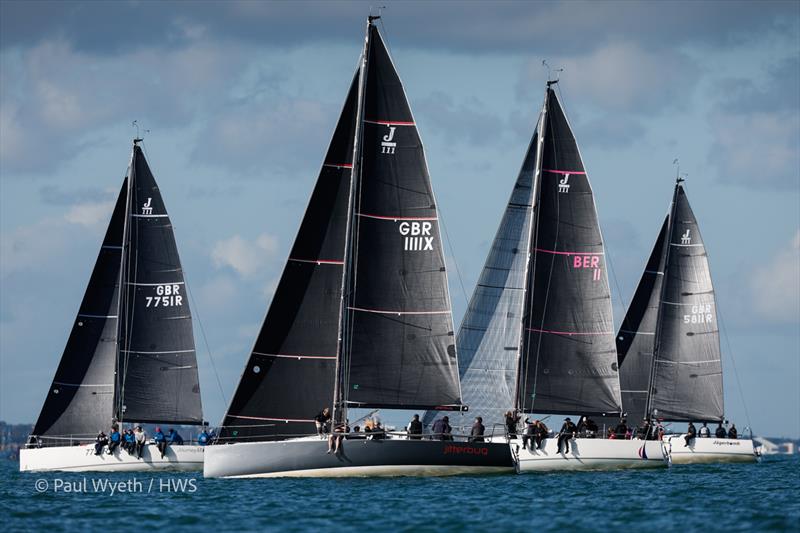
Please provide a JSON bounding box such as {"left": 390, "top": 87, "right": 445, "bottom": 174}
{"left": 2, "top": 455, "right": 798, "bottom": 531}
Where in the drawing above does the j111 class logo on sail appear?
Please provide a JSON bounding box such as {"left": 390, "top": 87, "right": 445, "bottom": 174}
{"left": 141, "top": 198, "right": 153, "bottom": 215}
{"left": 681, "top": 229, "right": 691, "bottom": 244}
{"left": 399, "top": 221, "right": 433, "bottom": 251}
{"left": 558, "top": 174, "right": 570, "bottom": 193}
{"left": 381, "top": 125, "right": 397, "bottom": 154}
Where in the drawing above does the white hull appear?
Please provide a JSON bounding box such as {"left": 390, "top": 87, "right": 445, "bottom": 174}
{"left": 665, "top": 435, "right": 759, "bottom": 464}
{"left": 204, "top": 438, "right": 514, "bottom": 478}
{"left": 512, "top": 438, "right": 668, "bottom": 472}
{"left": 20, "top": 444, "right": 204, "bottom": 472}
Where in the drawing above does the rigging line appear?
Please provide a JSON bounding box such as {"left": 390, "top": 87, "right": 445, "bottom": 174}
{"left": 602, "top": 226, "right": 632, "bottom": 331}
{"left": 437, "top": 202, "right": 469, "bottom": 308}
{"left": 183, "top": 266, "right": 228, "bottom": 407}
{"left": 715, "top": 297, "right": 753, "bottom": 432}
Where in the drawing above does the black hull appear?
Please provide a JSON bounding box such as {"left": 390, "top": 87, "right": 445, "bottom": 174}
{"left": 204, "top": 438, "right": 514, "bottom": 478}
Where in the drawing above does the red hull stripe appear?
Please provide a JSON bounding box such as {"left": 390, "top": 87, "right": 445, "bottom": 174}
{"left": 364, "top": 119, "right": 415, "bottom": 126}
{"left": 527, "top": 328, "right": 614, "bottom": 336}
{"left": 348, "top": 306, "right": 450, "bottom": 315}
{"left": 533, "top": 247, "right": 604, "bottom": 256}
{"left": 227, "top": 415, "right": 315, "bottom": 423}
{"left": 289, "top": 258, "right": 345, "bottom": 265}
{"left": 542, "top": 169, "right": 587, "bottom": 175}
{"left": 357, "top": 212, "right": 438, "bottom": 221}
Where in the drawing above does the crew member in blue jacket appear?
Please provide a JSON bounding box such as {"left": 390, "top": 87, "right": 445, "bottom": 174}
{"left": 107, "top": 427, "right": 121, "bottom": 455}
{"left": 154, "top": 427, "right": 167, "bottom": 458}
{"left": 167, "top": 428, "right": 184, "bottom": 445}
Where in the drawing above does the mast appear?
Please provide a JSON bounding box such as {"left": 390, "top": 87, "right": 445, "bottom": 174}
{"left": 513, "top": 82, "right": 551, "bottom": 413}
{"left": 332, "top": 15, "right": 375, "bottom": 427}
{"left": 644, "top": 177, "right": 681, "bottom": 420}
{"left": 113, "top": 140, "right": 137, "bottom": 424}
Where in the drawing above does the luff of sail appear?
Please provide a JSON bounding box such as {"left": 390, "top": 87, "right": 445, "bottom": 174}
{"left": 342, "top": 24, "right": 461, "bottom": 410}
{"left": 31, "top": 180, "right": 128, "bottom": 439}
{"left": 219, "top": 74, "right": 358, "bottom": 442}
{"left": 648, "top": 183, "right": 723, "bottom": 422}
{"left": 519, "top": 88, "right": 622, "bottom": 416}
{"left": 118, "top": 145, "right": 202, "bottom": 425}
{"left": 615, "top": 216, "right": 669, "bottom": 423}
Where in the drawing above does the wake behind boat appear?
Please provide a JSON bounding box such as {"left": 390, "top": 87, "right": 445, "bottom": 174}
{"left": 21, "top": 140, "right": 206, "bottom": 472}
{"left": 204, "top": 17, "right": 512, "bottom": 479}
{"left": 617, "top": 177, "right": 759, "bottom": 465}
{"left": 425, "top": 80, "right": 667, "bottom": 472}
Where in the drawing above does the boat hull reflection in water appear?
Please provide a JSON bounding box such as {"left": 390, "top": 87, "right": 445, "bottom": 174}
{"left": 20, "top": 444, "right": 204, "bottom": 472}
{"left": 204, "top": 438, "right": 513, "bottom": 478}
{"left": 665, "top": 435, "right": 759, "bottom": 464}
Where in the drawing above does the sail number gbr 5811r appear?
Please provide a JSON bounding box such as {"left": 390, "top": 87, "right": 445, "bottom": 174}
{"left": 683, "top": 303, "right": 713, "bottom": 324}
{"left": 145, "top": 284, "right": 184, "bottom": 308}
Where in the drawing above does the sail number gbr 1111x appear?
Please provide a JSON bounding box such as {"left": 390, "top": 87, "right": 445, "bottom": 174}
{"left": 144, "top": 284, "right": 184, "bottom": 308}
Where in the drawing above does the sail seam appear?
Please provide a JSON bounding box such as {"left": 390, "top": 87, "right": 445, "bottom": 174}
{"left": 527, "top": 328, "right": 615, "bottom": 335}
{"left": 347, "top": 306, "right": 449, "bottom": 315}
{"left": 252, "top": 351, "right": 337, "bottom": 360}
{"left": 78, "top": 314, "right": 119, "bottom": 319}
{"left": 226, "top": 414, "right": 315, "bottom": 423}
{"left": 52, "top": 382, "right": 113, "bottom": 387}
{"left": 356, "top": 212, "right": 438, "bottom": 221}
{"left": 288, "top": 258, "right": 345, "bottom": 265}
{"left": 533, "top": 247, "right": 604, "bottom": 256}
{"left": 363, "top": 119, "right": 415, "bottom": 126}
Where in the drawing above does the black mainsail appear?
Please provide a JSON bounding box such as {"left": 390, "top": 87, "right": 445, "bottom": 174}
{"left": 31, "top": 142, "right": 203, "bottom": 440}
{"left": 426, "top": 84, "right": 621, "bottom": 430}
{"left": 617, "top": 181, "right": 723, "bottom": 422}
{"left": 118, "top": 146, "right": 203, "bottom": 424}
{"left": 219, "top": 18, "right": 461, "bottom": 444}
{"left": 342, "top": 24, "right": 460, "bottom": 411}
{"left": 518, "top": 87, "right": 621, "bottom": 416}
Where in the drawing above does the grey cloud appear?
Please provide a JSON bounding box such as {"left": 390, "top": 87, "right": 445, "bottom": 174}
{"left": 415, "top": 91, "right": 505, "bottom": 147}
{"left": 707, "top": 57, "right": 800, "bottom": 190}
{"left": 39, "top": 184, "right": 115, "bottom": 205}
{"left": 2, "top": 1, "right": 795, "bottom": 56}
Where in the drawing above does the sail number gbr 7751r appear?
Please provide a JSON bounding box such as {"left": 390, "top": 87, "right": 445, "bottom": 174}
{"left": 145, "top": 284, "right": 184, "bottom": 308}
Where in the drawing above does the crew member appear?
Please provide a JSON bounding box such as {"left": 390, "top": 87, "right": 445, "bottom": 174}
{"left": 470, "top": 417, "right": 485, "bottom": 443}
{"left": 407, "top": 414, "right": 423, "bottom": 440}
{"left": 557, "top": 417, "right": 576, "bottom": 454}
{"left": 684, "top": 422, "right": 697, "bottom": 447}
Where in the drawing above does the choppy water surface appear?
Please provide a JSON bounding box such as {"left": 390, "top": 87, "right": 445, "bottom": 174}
{"left": 2, "top": 455, "right": 798, "bottom": 531}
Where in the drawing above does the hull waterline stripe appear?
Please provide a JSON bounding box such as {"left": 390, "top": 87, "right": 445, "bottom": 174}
{"left": 289, "top": 258, "right": 345, "bottom": 265}
{"left": 356, "top": 213, "right": 438, "bottom": 222}
{"left": 527, "top": 328, "right": 614, "bottom": 336}
{"left": 226, "top": 415, "right": 314, "bottom": 423}
{"left": 252, "top": 351, "right": 337, "bottom": 360}
{"left": 348, "top": 306, "right": 450, "bottom": 316}
{"left": 533, "top": 247, "right": 604, "bottom": 256}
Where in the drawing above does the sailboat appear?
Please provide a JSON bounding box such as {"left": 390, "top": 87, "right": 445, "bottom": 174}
{"left": 20, "top": 140, "right": 206, "bottom": 472}
{"left": 616, "top": 177, "right": 758, "bottom": 464}
{"left": 426, "top": 81, "right": 667, "bottom": 472}
{"left": 203, "top": 17, "right": 513, "bottom": 478}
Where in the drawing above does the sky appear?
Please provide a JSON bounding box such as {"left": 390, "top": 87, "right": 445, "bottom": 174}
{"left": 1, "top": 0, "right": 798, "bottom": 438}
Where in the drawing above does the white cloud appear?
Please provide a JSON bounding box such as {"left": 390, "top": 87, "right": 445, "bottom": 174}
{"left": 63, "top": 200, "right": 115, "bottom": 227}
{"left": 210, "top": 233, "right": 279, "bottom": 278}
{"left": 751, "top": 231, "right": 800, "bottom": 323}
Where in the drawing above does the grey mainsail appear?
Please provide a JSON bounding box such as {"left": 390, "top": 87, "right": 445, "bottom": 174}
{"left": 649, "top": 183, "right": 723, "bottom": 421}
